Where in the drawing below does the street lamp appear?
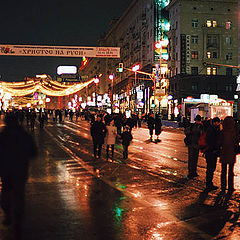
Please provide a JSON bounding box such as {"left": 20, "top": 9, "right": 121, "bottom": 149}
{"left": 108, "top": 74, "right": 114, "bottom": 81}
{"left": 94, "top": 77, "right": 100, "bottom": 106}
{"left": 94, "top": 77, "right": 99, "bottom": 84}
{"left": 108, "top": 74, "right": 115, "bottom": 110}
{"left": 132, "top": 64, "right": 140, "bottom": 86}
{"left": 132, "top": 64, "right": 140, "bottom": 72}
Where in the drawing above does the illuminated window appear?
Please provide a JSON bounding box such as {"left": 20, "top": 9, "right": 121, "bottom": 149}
{"left": 212, "top": 67, "right": 217, "bottom": 75}
{"left": 206, "top": 20, "right": 212, "bottom": 27}
{"left": 207, "top": 67, "right": 211, "bottom": 75}
{"left": 206, "top": 20, "right": 217, "bottom": 28}
{"left": 226, "top": 21, "right": 232, "bottom": 29}
{"left": 207, "top": 52, "right": 211, "bottom": 58}
{"left": 191, "top": 51, "right": 198, "bottom": 59}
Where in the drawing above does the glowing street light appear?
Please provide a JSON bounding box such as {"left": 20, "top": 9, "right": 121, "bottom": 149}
{"left": 155, "top": 39, "right": 169, "bottom": 49}
{"left": 132, "top": 64, "right": 140, "bottom": 72}
{"left": 132, "top": 64, "right": 141, "bottom": 86}
{"left": 94, "top": 77, "right": 99, "bottom": 84}
{"left": 108, "top": 74, "right": 114, "bottom": 81}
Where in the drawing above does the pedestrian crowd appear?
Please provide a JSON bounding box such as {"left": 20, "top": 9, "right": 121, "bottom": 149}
{"left": 184, "top": 114, "right": 240, "bottom": 193}
{"left": 87, "top": 110, "right": 162, "bottom": 161}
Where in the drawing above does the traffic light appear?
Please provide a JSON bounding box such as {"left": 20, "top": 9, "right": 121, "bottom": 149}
{"left": 118, "top": 63, "right": 123, "bottom": 72}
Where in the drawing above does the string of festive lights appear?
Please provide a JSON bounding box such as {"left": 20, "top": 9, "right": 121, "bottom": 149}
{"left": 0, "top": 78, "right": 94, "bottom": 97}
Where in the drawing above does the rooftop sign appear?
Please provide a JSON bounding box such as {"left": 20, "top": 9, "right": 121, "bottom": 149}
{"left": 57, "top": 66, "right": 77, "bottom": 75}
{"left": 0, "top": 44, "right": 120, "bottom": 58}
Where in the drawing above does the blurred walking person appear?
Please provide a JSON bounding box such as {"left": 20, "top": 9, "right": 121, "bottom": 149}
{"left": 30, "top": 109, "right": 36, "bottom": 131}
{"left": 121, "top": 126, "right": 133, "bottom": 160}
{"left": 147, "top": 112, "right": 155, "bottom": 141}
{"left": 0, "top": 112, "right": 38, "bottom": 240}
{"left": 38, "top": 111, "right": 45, "bottom": 129}
{"left": 106, "top": 119, "right": 117, "bottom": 161}
{"left": 155, "top": 114, "right": 162, "bottom": 142}
{"left": 218, "top": 116, "right": 239, "bottom": 192}
{"left": 90, "top": 116, "right": 106, "bottom": 159}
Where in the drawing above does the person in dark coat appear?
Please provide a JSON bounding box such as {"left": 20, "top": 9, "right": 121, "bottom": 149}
{"left": 69, "top": 110, "right": 74, "bottom": 121}
{"left": 121, "top": 126, "right": 133, "bottom": 160}
{"left": 38, "top": 111, "right": 45, "bottom": 129}
{"left": 155, "top": 114, "right": 162, "bottom": 142}
{"left": 125, "top": 116, "right": 134, "bottom": 132}
{"left": 90, "top": 116, "right": 107, "bottom": 159}
{"left": 18, "top": 110, "right": 24, "bottom": 126}
{"left": 218, "top": 116, "right": 239, "bottom": 192}
{"left": 0, "top": 112, "right": 38, "bottom": 239}
{"left": 30, "top": 109, "right": 36, "bottom": 131}
{"left": 115, "top": 113, "right": 123, "bottom": 135}
{"left": 58, "top": 109, "right": 63, "bottom": 123}
{"left": 204, "top": 117, "right": 221, "bottom": 191}
{"left": 132, "top": 113, "right": 138, "bottom": 128}
{"left": 147, "top": 113, "right": 155, "bottom": 141}
{"left": 26, "top": 110, "right": 31, "bottom": 126}
{"left": 184, "top": 114, "right": 203, "bottom": 179}
{"left": 137, "top": 113, "right": 142, "bottom": 128}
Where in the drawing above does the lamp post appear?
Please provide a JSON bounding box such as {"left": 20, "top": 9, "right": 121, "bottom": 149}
{"left": 108, "top": 74, "right": 114, "bottom": 111}
{"left": 131, "top": 64, "right": 140, "bottom": 112}
{"left": 132, "top": 64, "right": 140, "bottom": 85}
{"left": 94, "top": 77, "right": 99, "bottom": 107}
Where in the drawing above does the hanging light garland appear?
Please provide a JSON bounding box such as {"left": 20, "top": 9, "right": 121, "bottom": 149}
{"left": 0, "top": 78, "right": 94, "bottom": 97}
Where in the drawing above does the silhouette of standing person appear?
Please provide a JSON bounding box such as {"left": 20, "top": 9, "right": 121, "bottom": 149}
{"left": 218, "top": 116, "right": 238, "bottom": 192}
{"left": 30, "top": 109, "right": 36, "bottom": 131}
{"left": 0, "top": 112, "right": 38, "bottom": 240}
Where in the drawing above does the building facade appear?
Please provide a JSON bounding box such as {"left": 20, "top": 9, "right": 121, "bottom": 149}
{"left": 167, "top": 0, "right": 239, "bottom": 108}
{"left": 80, "top": 0, "right": 170, "bottom": 115}
{"left": 78, "top": 0, "right": 239, "bottom": 118}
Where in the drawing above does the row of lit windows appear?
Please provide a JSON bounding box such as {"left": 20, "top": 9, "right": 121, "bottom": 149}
{"left": 190, "top": 51, "right": 232, "bottom": 60}
{"left": 192, "top": 19, "right": 232, "bottom": 29}
{"left": 172, "top": 67, "right": 233, "bottom": 76}
{"left": 206, "top": 67, "right": 217, "bottom": 75}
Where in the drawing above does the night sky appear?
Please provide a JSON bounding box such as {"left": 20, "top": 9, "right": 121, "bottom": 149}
{"left": 0, "top": 0, "right": 132, "bottom": 81}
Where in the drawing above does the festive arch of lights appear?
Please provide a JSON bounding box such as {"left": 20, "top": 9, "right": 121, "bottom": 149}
{"left": 0, "top": 78, "right": 95, "bottom": 97}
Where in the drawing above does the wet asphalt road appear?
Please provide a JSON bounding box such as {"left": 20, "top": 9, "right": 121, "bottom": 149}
{"left": 1, "top": 117, "right": 240, "bottom": 239}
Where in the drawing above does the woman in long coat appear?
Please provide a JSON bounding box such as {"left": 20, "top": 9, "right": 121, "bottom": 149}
{"left": 106, "top": 119, "right": 117, "bottom": 160}
{"left": 218, "top": 116, "right": 238, "bottom": 191}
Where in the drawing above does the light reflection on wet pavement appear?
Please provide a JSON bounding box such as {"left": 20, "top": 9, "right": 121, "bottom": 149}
{"left": 1, "top": 118, "right": 240, "bottom": 239}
